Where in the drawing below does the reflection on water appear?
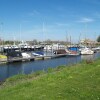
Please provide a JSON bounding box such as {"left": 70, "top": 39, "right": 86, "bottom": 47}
{"left": 0, "top": 52, "right": 100, "bottom": 81}
{"left": 81, "top": 52, "right": 100, "bottom": 60}
{"left": 81, "top": 55, "right": 95, "bottom": 60}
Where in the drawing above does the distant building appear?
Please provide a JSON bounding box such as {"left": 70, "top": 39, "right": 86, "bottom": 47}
{"left": 80, "top": 39, "right": 96, "bottom": 44}
{"left": 80, "top": 39, "right": 97, "bottom": 47}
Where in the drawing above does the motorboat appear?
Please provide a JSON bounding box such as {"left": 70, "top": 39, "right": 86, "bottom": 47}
{"left": 92, "top": 46, "right": 100, "bottom": 52}
{"left": 21, "top": 52, "right": 31, "bottom": 58}
{"left": 80, "top": 47, "right": 94, "bottom": 55}
{"left": 32, "top": 51, "right": 44, "bottom": 56}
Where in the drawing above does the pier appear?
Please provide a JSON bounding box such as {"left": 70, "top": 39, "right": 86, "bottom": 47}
{"left": 0, "top": 54, "right": 69, "bottom": 64}
{"left": 7, "top": 57, "right": 35, "bottom": 63}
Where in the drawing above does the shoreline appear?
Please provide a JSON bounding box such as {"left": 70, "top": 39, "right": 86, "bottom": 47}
{"left": 0, "top": 58, "right": 99, "bottom": 86}
{"left": 0, "top": 58, "right": 100, "bottom": 99}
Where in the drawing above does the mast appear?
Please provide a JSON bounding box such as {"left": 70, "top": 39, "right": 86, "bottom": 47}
{"left": 0, "top": 22, "right": 3, "bottom": 46}
{"left": 43, "top": 22, "right": 46, "bottom": 46}
{"left": 79, "top": 33, "right": 81, "bottom": 44}
{"left": 19, "top": 24, "right": 22, "bottom": 51}
{"left": 66, "top": 31, "right": 68, "bottom": 48}
{"left": 70, "top": 35, "right": 71, "bottom": 47}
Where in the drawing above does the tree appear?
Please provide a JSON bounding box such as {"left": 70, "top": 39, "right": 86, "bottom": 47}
{"left": 97, "top": 35, "right": 100, "bottom": 42}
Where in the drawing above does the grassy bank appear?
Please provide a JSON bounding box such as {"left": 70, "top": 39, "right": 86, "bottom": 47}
{"left": 0, "top": 59, "right": 100, "bottom": 100}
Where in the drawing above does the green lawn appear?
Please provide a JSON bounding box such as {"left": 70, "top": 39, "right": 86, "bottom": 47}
{"left": 0, "top": 59, "right": 100, "bottom": 100}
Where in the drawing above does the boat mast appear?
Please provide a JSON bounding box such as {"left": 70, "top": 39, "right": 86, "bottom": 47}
{"left": 43, "top": 22, "right": 46, "bottom": 46}
{"left": 66, "top": 31, "right": 68, "bottom": 48}
{"left": 0, "top": 22, "right": 3, "bottom": 46}
{"left": 19, "top": 24, "right": 22, "bottom": 51}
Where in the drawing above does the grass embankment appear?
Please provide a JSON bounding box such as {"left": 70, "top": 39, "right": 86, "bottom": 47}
{"left": 0, "top": 59, "right": 100, "bottom": 100}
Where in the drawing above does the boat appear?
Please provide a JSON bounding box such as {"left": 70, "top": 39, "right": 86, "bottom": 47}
{"left": 44, "top": 43, "right": 66, "bottom": 51}
{"left": 67, "top": 50, "right": 80, "bottom": 56}
{"left": 80, "top": 47, "right": 94, "bottom": 55}
{"left": 53, "top": 49, "right": 80, "bottom": 56}
{"left": 68, "top": 46, "right": 79, "bottom": 52}
{"left": 92, "top": 46, "right": 100, "bottom": 52}
{"left": 32, "top": 51, "right": 44, "bottom": 56}
{"left": 53, "top": 49, "right": 67, "bottom": 54}
{"left": 0, "top": 46, "right": 4, "bottom": 52}
{"left": 7, "top": 51, "right": 22, "bottom": 57}
{"left": 18, "top": 41, "right": 31, "bottom": 49}
{"left": 21, "top": 52, "right": 31, "bottom": 58}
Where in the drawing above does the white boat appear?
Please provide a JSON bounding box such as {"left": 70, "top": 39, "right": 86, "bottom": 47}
{"left": 92, "top": 46, "right": 100, "bottom": 51}
{"left": 21, "top": 52, "right": 31, "bottom": 58}
{"left": 32, "top": 51, "right": 45, "bottom": 56}
{"left": 44, "top": 43, "right": 66, "bottom": 51}
{"left": 11, "top": 45, "right": 19, "bottom": 49}
{"left": 44, "top": 45, "right": 52, "bottom": 51}
{"left": 80, "top": 47, "right": 94, "bottom": 55}
{"left": 4, "top": 45, "right": 12, "bottom": 49}
{"left": 18, "top": 41, "right": 31, "bottom": 48}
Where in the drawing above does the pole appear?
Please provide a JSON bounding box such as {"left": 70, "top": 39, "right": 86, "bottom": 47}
{"left": 19, "top": 24, "right": 21, "bottom": 51}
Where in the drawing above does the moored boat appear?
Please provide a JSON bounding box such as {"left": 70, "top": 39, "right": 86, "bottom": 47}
{"left": 21, "top": 52, "right": 31, "bottom": 58}
{"left": 32, "top": 51, "right": 44, "bottom": 56}
{"left": 80, "top": 47, "right": 94, "bottom": 55}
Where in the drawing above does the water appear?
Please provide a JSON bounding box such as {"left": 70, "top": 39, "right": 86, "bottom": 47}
{"left": 0, "top": 52, "right": 100, "bottom": 81}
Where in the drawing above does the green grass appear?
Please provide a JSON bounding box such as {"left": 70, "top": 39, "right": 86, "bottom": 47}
{"left": 0, "top": 59, "right": 100, "bottom": 100}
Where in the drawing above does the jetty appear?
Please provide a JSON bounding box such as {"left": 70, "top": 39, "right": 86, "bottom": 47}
{"left": 0, "top": 53, "right": 69, "bottom": 64}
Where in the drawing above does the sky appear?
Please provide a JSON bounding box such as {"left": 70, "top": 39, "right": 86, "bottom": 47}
{"left": 0, "top": 0, "right": 100, "bottom": 42}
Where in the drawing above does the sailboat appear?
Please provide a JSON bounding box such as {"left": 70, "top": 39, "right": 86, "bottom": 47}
{"left": 67, "top": 35, "right": 80, "bottom": 56}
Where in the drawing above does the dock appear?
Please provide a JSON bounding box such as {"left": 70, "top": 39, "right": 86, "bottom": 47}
{"left": 0, "top": 58, "right": 7, "bottom": 64}
{"left": 0, "top": 54, "right": 68, "bottom": 63}
{"left": 7, "top": 57, "right": 35, "bottom": 63}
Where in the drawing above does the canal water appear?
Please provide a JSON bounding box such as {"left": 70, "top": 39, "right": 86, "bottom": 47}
{"left": 0, "top": 52, "right": 100, "bottom": 81}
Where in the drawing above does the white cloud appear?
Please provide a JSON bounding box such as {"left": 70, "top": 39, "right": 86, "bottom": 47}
{"left": 77, "top": 17, "right": 94, "bottom": 23}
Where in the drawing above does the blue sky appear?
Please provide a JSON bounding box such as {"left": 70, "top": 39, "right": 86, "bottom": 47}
{"left": 0, "top": 0, "right": 100, "bottom": 42}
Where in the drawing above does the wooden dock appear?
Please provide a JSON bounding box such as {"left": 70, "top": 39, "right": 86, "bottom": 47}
{"left": 0, "top": 58, "right": 7, "bottom": 64}
{"left": 0, "top": 54, "right": 68, "bottom": 63}
{"left": 7, "top": 57, "right": 35, "bottom": 63}
{"left": 34, "top": 54, "right": 67, "bottom": 60}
